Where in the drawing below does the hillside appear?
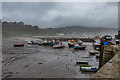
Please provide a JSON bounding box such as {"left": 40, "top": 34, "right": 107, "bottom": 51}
{"left": 2, "top": 21, "right": 118, "bottom": 37}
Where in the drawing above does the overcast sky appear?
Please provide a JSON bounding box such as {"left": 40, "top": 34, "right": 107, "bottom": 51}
{"left": 2, "top": 2, "right": 118, "bottom": 28}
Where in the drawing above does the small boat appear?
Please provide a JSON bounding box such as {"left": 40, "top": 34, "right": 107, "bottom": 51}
{"left": 50, "top": 43, "right": 58, "bottom": 46}
{"left": 80, "top": 67, "right": 98, "bottom": 72}
{"left": 32, "top": 41, "right": 39, "bottom": 44}
{"left": 28, "top": 40, "right": 32, "bottom": 44}
{"left": 93, "top": 43, "right": 100, "bottom": 49}
{"left": 53, "top": 45, "right": 65, "bottom": 49}
{"left": 27, "top": 40, "right": 39, "bottom": 44}
{"left": 42, "top": 41, "right": 51, "bottom": 45}
{"left": 50, "top": 43, "right": 55, "bottom": 46}
{"left": 68, "top": 42, "right": 74, "bottom": 47}
{"left": 80, "top": 65, "right": 92, "bottom": 70}
{"left": 96, "top": 55, "right": 100, "bottom": 58}
{"left": 96, "top": 47, "right": 100, "bottom": 51}
{"left": 69, "top": 40, "right": 75, "bottom": 43}
{"left": 14, "top": 43, "right": 24, "bottom": 47}
{"left": 73, "top": 45, "right": 87, "bottom": 50}
{"left": 76, "top": 61, "right": 88, "bottom": 64}
{"left": 89, "top": 50, "right": 99, "bottom": 55}
{"left": 38, "top": 42, "right": 43, "bottom": 45}
{"left": 96, "top": 54, "right": 100, "bottom": 58}
{"left": 50, "top": 40, "right": 59, "bottom": 46}
{"left": 38, "top": 40, "right": 53, "bottom": 45}
{"left": 78, "top": 40, "right": 83, "bottom": 45}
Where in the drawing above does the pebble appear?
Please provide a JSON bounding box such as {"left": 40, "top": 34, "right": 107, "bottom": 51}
{"left": 24, "top": 65, "right": 29, "bottom": 67}
{"left": 38, "top": 62, "right": 42, "bottom": 64}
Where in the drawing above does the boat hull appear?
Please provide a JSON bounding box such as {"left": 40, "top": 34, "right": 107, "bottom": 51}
{"left": 73, "top": 45, "right": 87, "bottom": 50}
{"left": 80, "top": 67, "right": 98, "bottom": 72}
{"left": 76, "top": 61, "right": 88, "bottom": 64}
{"left": 14, "top": 44, "right": 24, "bottom": 47}
{"left": 74, "top": 47, "right": 86, "bottom": 50}
{"left": 96, "top": 55, "right": 100, "bottom": 58}
{"left": 53, "top": 45, "right": 65, "bottom": 49}
{"left": 68, "top": 43, "right": 74, "bottom": 48}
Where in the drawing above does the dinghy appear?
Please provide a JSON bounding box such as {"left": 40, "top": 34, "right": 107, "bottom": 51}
{"left": 78, "top": 40, "right": 83, "bottom": 45}
{"left": 69, "top": 40, "right": 75, "bottom": 43}
{"left": 96, "top": 55, "right": 100, "bottom": 58}
{"left": 73, "top": 45, "right": 87, "bottom": 50}
{"left": 76, "top": 61, "right": 88, "bottom": 64}
{"left": 50, "top": 42, "right": 59, "bottom": 46}
{"left": 89, "top": 50, "right": 99, "bottom": 55}
{"left": 53, "top": 45, "right": 65, "bottom": 49}
{"left": 28, "top": 40, "right": 32, "bottom": 44}
{"left": 42, "top": 42, "right": 51, "bottom": 45}
{"left": 68, "top": 42, "right": 74, "bottom": 47}
{"left": 80, "top": 65, "right": 92, "bottom": 70}
{"left": 80, "top": 67, "right": 98, "bottom": 72}
{"left": 40, "top": 40, "right": 51, "bottom": 45}
{"left": 38, "top": 42, "right": 43, "bottom": 45}
{"left": 93, "top": 43, "right": 100, "bottom": 50}
{"left": 96, "top": 54, "right": 100, "bottom": 58}
{"left": 14, "top": 43, "right": 24, "bottom": 47}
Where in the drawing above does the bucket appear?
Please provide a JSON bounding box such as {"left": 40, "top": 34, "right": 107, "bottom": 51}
{"left": 104, "top": 42, "right": 109, "bottom": 45}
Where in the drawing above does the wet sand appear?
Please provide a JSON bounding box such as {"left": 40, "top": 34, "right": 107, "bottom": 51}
{"left": 2, "top": 37, "right": 99, "bottom": 78}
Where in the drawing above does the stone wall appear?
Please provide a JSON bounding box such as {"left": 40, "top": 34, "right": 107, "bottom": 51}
{"left": 101, "top": 45, "right": 119, "bottom": 66}
{"left": 91, "top": 44, "right": 119, "bottom": 79}
{"left": 91, "top": 53, "right": 119, "bottom": 79}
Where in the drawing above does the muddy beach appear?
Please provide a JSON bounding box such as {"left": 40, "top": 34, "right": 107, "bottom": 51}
{"left": 2, "top": 37, "right": 99, "bottom": 78}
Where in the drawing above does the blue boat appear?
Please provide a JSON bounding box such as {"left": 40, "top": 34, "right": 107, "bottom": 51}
{"left": 80, "top": 67, "right": 98, "bottom": 72}
{"left": 50, "top": 43, "right": 55, "bottom": 46}
{"left": 50, "top": 42, "right": 59, "bottom": 46}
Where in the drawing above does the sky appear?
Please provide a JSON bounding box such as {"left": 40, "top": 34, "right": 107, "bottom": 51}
{"left": 2, "top": 2, "right": 118, "bottom": 28}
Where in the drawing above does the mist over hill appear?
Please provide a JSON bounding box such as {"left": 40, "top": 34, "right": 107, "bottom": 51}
{"left": 2, "top": 21, "right": 118, "bottom": 37}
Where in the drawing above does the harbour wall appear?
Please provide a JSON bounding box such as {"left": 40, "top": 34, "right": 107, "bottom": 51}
{"left": 91, "top": 44, "right": 119, "bottom": 79}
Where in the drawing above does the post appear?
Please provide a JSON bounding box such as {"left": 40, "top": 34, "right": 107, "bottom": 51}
{"left": 99, "top": 39, "right": 104, "bottom": 69}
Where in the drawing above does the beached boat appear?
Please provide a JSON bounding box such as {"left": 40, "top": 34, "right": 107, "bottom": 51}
{"left": 50, "top": 40, "right": 59, "bottom": 46}
{"left": 93, "top": 42, "right": 100, "bottom": 49}
{"left": 32, "top": 41, "right": 39, "bottom": 44}
{"left": 76, "top": 61, "right": 88, "bottom": 64}
{"left": 38, "top": 40, "right": 54, "bottom": 45}
{"left": 50, "top": 42, "right": 59, "bottom": 46}
{"left": 42, "top": 42, "right": 51, "bottom": 45}
{"left": 96, "top": 55, "right": 100, "bottom": 58}
{"left": 89, "top": 50, "right": 99, "bottom": 55}
{"left": 73, "top": 45, "right": 87, "bottom": 50}
{"left": 69, "top": 40, "right": 75, "bottom": 43}
{"left": 27, "top": 40, "right": 32, "bottom": 44}
{"left": 50, "top": 43, "right": 55, "bottom": 46}
{"left": 38, "top": 42, "right": 43, "bottom": 45}
{"left": 40, "top": 40, "right": 51, "bottom": 45}
{"left": 80, "top": 65, "right": 92, "bottom": 70}
{"left": 80, "top": 67, "right": 98, "bottom": 72}
{"left": 27, "top": 40, "right": 39, "bottom": 44}
{"left": 68, "top": 42, "right": 74, "bottom": 47}
{"left": 14, "top": 43, "right": 24, "bottom": 47}
{"left": 96, "top": 54, "right": 100, "bottom": 58}
{"left": 78, "top": 40, "right": 83, "bottom": 45}
{"left": 53, "top": 45, "right": 65, "bottom": 49}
